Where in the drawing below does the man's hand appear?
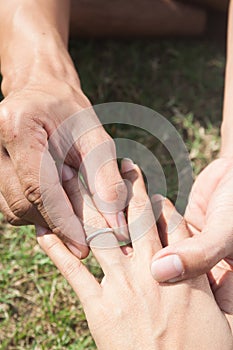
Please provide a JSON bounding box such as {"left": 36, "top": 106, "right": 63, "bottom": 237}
{"left": 0, "top": 80, "right": 127, "bottom": 258}
{"left": 150, "top": 158, "right": 233, "bottom": 282}
{"left": 0, "top": 0, "right": 127, "bottom": 258}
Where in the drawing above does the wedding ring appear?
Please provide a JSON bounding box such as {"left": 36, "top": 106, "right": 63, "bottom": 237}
{"left": 86, "top": 227, "right": 114, "bottom": 245}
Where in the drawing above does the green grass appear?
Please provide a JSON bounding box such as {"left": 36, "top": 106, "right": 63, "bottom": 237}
{"left": 0, "top": 37, "right": 225, "bottom": 348}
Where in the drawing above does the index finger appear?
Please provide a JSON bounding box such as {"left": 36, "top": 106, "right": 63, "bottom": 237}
{"left": 78, "top": 128, "right": 129, "bottom": 240}
{"left": 7, "top": 136, "right": 88, "bottom": 258}
{"left": 151, "top": 195, "right": 190, "bottom": 246}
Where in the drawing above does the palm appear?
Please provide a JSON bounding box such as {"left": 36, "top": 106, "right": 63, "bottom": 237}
{"left": 185, "top": 158, "right": 233, "bottom": 233}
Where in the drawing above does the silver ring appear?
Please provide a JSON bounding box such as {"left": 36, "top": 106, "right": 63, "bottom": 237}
{"left": 86, "top": 228, "right": 114, "bottom": 244}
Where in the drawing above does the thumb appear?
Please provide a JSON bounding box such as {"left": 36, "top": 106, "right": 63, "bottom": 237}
{"left": 151, "top": 225, "right": 231, "bottom": 283}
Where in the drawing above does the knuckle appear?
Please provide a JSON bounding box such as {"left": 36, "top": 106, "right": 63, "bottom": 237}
{"left": 116, "top": 180, "right": 128, "bottom": 201}
{"left": 0, "top": 105, "right": 11, "bottom": 126}
{"left": 93, "top": 179, "right": 128, "bottom": 213}
{"left": 24, "top": 182, "right": 42, "bottom": 206}
{"left": 103, "top": 135, "right": 116, "bottom": 151}
{"left": 0, "top": 206, "right": 26, "bottom": 226}
{"left": 41, "top": 236, "right": 60, "bottom": 254}
{"left": 0, "top": 109, "right": 17, "bottom": 143}
{"left": 79, "top": 128, "right": 114, "bottom": 157}
{"left": 62, "top": 256, "right": 82, "bottom": 280}
{"left": 84, "top": 214, "right": 106, "bottom": 233}
{"left": 64, "top": 177, "right": 82, "bottom": 199}
{"left": 97, "top": 179, "right": 127, "bottom": 203}
{"left": 6, "top": 212, "right": 22, "bottom": 226}
{"left": 130, "top": 195, "right": 149, "bottom": 213}
{"left": 0, "top": 105, "right": 47, "bottom": 150}
{"left": 9, "top": 197, "right": 31, "bottom": 219}
{"left": 75, "top": 91, "right": 91, "bottom": 109}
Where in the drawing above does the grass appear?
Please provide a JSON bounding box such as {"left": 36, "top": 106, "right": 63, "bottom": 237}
{"left": 0, "top": 35, "right": 225, "bottom": 349}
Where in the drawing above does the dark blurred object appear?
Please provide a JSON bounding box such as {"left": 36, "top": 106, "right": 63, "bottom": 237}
{"left": 70, "top": 0, "right": 206, "bottom": 38}
{"left": 206, "top": 10, "right": 228, "bottom": 40}
{"left": 180, "top": 0, "right": 229, "bottom": 39}
{"left": 182, "top": 0, "right": 229, "bottom": 12}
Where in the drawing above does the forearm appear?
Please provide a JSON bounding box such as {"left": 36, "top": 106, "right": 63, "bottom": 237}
{"left": 0, "top": 0, "right": 79, "bottom": 96}
{"left": 221, "top": 0, "right": 233, "bottom": 157}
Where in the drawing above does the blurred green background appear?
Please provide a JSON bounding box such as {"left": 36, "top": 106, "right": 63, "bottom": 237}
{"left": 0, "top": 26, "right": 226, "bottom": 350}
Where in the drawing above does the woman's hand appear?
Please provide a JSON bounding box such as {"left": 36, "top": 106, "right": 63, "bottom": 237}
{"left": 150, "top": 158, "right": 233, "bottom": 282}
{"left": 152, "top": 192, "right": 233, "bottom": 333}
{"left": 38, "top": 159, "right": 233, "bottom": 350}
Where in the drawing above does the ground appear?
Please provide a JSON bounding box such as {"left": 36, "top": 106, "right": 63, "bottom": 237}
{"left": 0, "top": 34, "right": 226, "bottom": 349}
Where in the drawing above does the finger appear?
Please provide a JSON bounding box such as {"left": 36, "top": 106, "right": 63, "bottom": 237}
{"left": 76, "top": 120, "right": 128, "bottom": 240}
{"left": 150, "top": 196, "right": 193, "bottom": 282}
{"left": 0, "top": 191, "right": 30, "bottom": 226}
{"left": 37, "top": 229, "right": 101, "bottom": 306}
{"left": 44, "top": 108, "right": 128, "bottom": 241}
{"left": 150, "top": 212, "right": 232, "bottom": 283}
{"left": 151, "top": 195, "right": 190, "bottom": 246}
{"left": 62, "top": 165, "right": 125, "bottom": 275}
{"left": 121, "top": 158, "right": 161, "bottom": 257}
{"left": 0, "top": 150, "right": 47, "bottom": 226}
{"left": 185, "top": 159, "right": 227, "bottom": 233}
{"left": 150, "top": 169, "right": 233, "bottom": 283}
{"left": 208, "top": 259, "right": 233, "bottom": 316}
{"left": 5, "top": 130, "right": 88, "bottom": 258}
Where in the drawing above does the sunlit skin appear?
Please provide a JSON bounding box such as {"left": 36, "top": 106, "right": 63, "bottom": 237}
{"left": 0, "top": 0, "right": 127, "bottom": 258}
{"left": 38, "top": 160, "right": 233, "bottom": 349}
{"left": 0, "top": 0, "right": 232, "bottom": 301}
{"left": 150, "top": 1, "right": 233, "bottom": 284}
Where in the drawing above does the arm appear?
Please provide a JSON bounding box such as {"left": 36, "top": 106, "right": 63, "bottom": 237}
{"left": 221, "top": 1, "right": 233, "bottom": 158}
{"left": 221, "top": 0, "right": 233, "bottom": 157}
{"left": 150, "top": 0, "right": 233, "bottom": 283}
{"left": 0, "top": 0, "right": 76, "bottom": 96}
{"left": 0, "top": 1, "right": 127, "bottom": 256}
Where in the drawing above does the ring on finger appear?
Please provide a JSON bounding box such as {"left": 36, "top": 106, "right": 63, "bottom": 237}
{"left": 86, "top": 227, "right": 114, "bottom": 245}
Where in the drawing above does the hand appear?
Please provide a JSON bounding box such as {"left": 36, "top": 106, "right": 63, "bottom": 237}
{"left": 153, "top": 192, "right": 233, "bottom": 332}
{"left": 0, "top": 0, "right": 127, "bottom": 258}
{"left": 0, "top": 78, "right": 127, "bottom": 258}
{"left": 150, "top": 157, "right": 233, "bottom": 282}
{"left": 38, "top": 160, "right": 233, "bottom": 349}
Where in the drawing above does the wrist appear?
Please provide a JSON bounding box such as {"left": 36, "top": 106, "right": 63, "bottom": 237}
{"left": 0, "top": 0, "right": 74, "bottom": 96}
{"left": 1, "top": 39, "right": 80, "bottom": 96}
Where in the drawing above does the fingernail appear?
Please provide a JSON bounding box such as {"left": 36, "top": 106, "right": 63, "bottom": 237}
{"left": 121, "top": 158, "right": 135, "bottom": 173}
{"left": 66, "top": 243, "right": 82, "bottom": 259}
{"left": 151, "top": 255, "right": 184, "bottom": 282}
{"left": 117, "top": 211, "right": 129, "bottom": 239}
{"left": 35, "top": 225, "right": 48, "bottom": 237}
{"left": 62, "top": 164, "right": 75, "bottom": 182}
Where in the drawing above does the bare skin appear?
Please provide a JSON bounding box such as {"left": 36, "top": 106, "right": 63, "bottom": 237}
{"left": 151, "top": 0, "right": 233, "bottom": 283}
{"left": 0, "top": 0, "right": 233, "bottom": 291}
{"left": 0, "top": 0, "right": 127, "bottom": 258}
{"left": 37, "top": 160, "right": 233, "bottom": 349}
